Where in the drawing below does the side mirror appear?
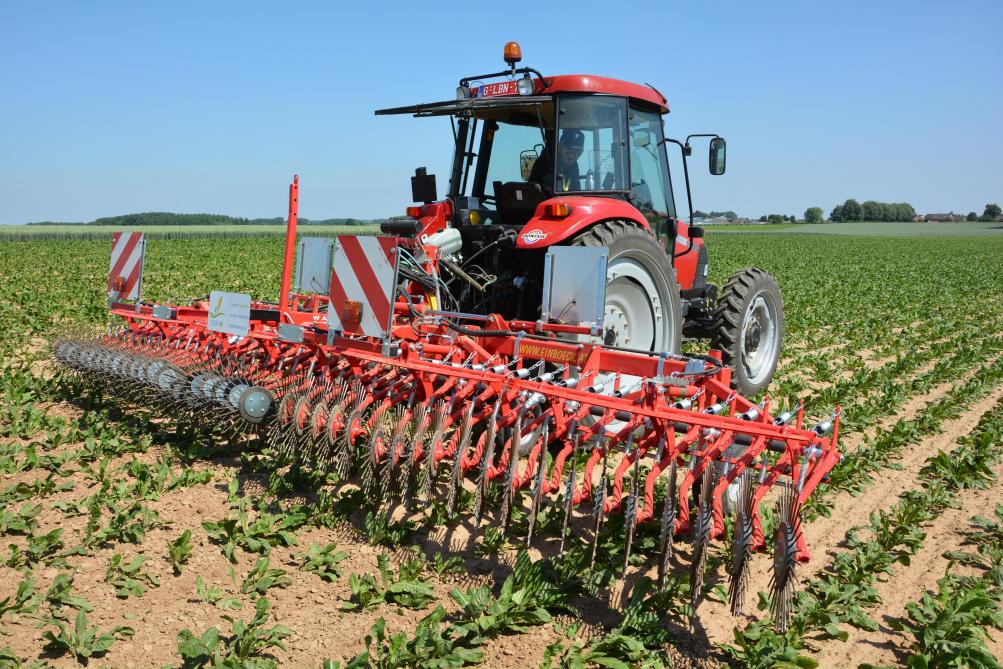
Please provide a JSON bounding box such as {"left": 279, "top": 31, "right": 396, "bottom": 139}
{"left": 689, "top": 226, "right": 704, "bottom": 239}
{"left": 633, "top": 129, "right": 651, "bottom": 148}
{"left": 709, "top": 137, "right": 726, "bottom": 175}
{"left": 520, "top": 150, "right": 539, "bottom": 180}
{"left": 411, "top": 167, "right": 437, "bottom": 204}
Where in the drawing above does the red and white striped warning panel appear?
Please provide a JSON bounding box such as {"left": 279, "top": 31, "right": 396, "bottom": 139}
{"left": 108, "top": 232, "right": 146, "bottom": 302}
{"left": 328, "top": 236, "right": 398, "bottom": 338}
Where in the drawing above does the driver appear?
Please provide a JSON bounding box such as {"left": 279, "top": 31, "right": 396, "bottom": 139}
{"left": 529, "top": 128, "right": 584, "bottom": 194}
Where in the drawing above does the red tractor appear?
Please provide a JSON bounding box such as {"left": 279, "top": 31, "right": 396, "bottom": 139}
{"left": 377, "top": 42, "right": 783, "bottom": 396}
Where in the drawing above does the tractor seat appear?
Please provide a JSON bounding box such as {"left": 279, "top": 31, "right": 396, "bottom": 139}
{"left": 494, "top": 181, "right": 545, "bottom": 227}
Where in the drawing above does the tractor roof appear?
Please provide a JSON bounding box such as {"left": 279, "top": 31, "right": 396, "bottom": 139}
{"left": 376, "top": 74, "right": 669, "bottom": 118}
{"left": 544, "top": 75, "right": 668, "bottom": 112}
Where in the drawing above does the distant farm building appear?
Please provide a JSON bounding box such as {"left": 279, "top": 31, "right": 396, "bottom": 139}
{"left": 924, "top": 213, "right": 964, "bottom": 223}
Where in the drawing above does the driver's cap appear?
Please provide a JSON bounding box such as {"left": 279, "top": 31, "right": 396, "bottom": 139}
{"left": 560, "top": 129, "right": 585, "bottom": 150}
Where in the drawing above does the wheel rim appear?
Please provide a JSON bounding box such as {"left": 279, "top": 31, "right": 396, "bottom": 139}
{"left": 602, "top": 254, "right": 674, "bottom": 352}
{"left": 740, "top": 293, "right": 780, "bottom": 385}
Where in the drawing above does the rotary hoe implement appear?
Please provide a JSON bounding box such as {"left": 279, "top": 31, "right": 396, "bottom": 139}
{"left": 52, "top": 43, "right": 842, "bottom": 631}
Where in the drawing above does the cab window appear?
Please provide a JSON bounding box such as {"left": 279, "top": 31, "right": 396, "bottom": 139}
{"left": 555, "top": 95, "right": 628, "bottom": 193}
{"left": 628, "top": 108, "right": 675, "bottom": 228}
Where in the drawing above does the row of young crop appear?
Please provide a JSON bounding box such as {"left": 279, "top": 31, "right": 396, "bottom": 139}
{"left": 724, "top": 366, "right": 1003, "bottom": 668}
{"left": 881, "top": 501, "right": 1003, "bottom": 668}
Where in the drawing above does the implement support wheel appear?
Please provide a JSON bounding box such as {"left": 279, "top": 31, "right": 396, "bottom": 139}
{"left": 711, "top": 267, "right": 784, "bottom": 396}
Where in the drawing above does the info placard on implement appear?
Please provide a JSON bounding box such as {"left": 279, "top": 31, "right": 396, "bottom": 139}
{"left": 207, "top": 291, "right": 251, "bottom": 337}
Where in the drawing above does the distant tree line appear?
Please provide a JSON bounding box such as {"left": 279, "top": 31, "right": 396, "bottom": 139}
{"left": 758, "top": 214, "right": 797, "bottom": 224}
{"left": 829, "top": 199, "right": 916, "bottom": 222}
{"left": 27, "top": 212, "right": 374, "bottom": 226}
{"left": 693, "top": 210, "right": 737, "bottom": 221}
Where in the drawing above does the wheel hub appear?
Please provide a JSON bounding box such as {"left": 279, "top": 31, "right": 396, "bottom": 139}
{"left": 739, "top": 294, "right": 778, "bottom": 385}
{"left": 603, "top": 305, "right": 629, "bottom": 346}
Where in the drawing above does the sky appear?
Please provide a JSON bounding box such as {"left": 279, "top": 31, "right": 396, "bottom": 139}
{"left": 1, "top": 0, "right": 1001, "bottom": 223}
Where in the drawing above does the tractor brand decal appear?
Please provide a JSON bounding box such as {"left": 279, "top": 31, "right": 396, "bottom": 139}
{"left": 518, "top": 342, "right": 590, "bottom": 367}
{"left": 521, "top": 229, "right": 548, "bottom": 245}
{"left": 328, "top": 236, "right": 398, "bottom": 338}
{"left": 108, "top": 231, "right": 146, "bottom": 302}
{"left": 206, "top": 291, "right": 251, "bottom": 337}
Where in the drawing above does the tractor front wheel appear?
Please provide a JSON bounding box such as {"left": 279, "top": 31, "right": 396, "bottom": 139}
{"left": 571, "top": 220, "right": 682, "bottom": 355}
{"left": 711, "top": 268, "right": 784, "bottom": 396}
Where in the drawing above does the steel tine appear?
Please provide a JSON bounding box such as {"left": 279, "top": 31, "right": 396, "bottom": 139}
{"left": 622, "top": 428, "right": 641, "bottom": 577}
{"left": 558, "top": 421, "right": 582, "bottom": 557}
{"left": 657, "top": 458, "right": 678, "bottom": 592}
{"left": 473, "top": 399, "right": 501, "bottom": 527}
{"left": 526, "top": 418, "right": 551, "bottom": 547}
{"left": 728, "top": 470, "right": 755, "bottom": 616}
{"left": 689, "top": 463, "right": 714, "bottom": 612}
{"left": 447, "top": 398, "right": 476, "bottom": 518}
{"left": 499, "top": 405, "right": 525, "bottom": 539}
{"left": 589, "top": 440, "right": 610, "bottom": 570}
{"left": 769, "top": 484, "right": 801, "bottom": 632}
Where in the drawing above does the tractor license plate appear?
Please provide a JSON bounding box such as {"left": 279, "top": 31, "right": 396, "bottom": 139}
{"left": 476, "top": 81, "right": 519, "bottom": 97}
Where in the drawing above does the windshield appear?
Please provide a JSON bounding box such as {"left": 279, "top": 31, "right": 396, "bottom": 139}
{"left": 553, "top": 95, "right": 628, "bottom": 193}
{"left": 449, "top": 95, "right": 638, "bottom": 206}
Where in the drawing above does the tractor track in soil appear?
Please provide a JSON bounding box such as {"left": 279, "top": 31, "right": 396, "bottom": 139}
{"left": 684, "top": 370, "right": 1003, "bottom": 655}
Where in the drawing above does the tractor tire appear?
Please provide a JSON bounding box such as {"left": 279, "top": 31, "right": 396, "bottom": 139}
{"left": 711, "top": 268, "right": 784, "bottom": 397}
{"left": 571, "top": 220, "right": 683, "bottom": 354}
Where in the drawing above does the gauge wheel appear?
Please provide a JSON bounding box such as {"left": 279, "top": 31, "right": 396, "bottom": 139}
{"left": 711, "top": 268, "right": 784, "bottom": 396}
{"left": 571, "top": 220, "right": 682, "bottom": 354}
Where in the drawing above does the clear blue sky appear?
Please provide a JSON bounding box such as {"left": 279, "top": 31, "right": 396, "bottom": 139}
{"left": 2, "top": 0, "right": 1000, "bottom": 223}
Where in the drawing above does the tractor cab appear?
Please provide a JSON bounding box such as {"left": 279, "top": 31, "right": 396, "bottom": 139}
{"left": 376, "top": 43, "right": 687, "bottom": 254}
{"left": 375, "top": 43, "right": 781, "bottom": 401}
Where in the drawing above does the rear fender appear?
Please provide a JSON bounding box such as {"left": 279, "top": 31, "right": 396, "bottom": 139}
{"left": 514, "top": 196, "right": 650, "bottom": 248}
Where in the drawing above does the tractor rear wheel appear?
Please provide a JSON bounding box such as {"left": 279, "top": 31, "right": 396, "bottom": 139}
{"left": 571, "top": 220, "right": 682, "bottom": 354}
{"left": 711, "top": 268, "right": 784, "bottom": 396}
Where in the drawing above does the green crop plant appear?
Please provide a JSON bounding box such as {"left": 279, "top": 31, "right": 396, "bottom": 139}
{"left": 863, "top": 575, "right": 1003, "bottom": 669}
{"left": 297, "top": 542, "right": 349, "bottom": 583}
{"left": 194, "top": 575, "right": 242, "bottom": 611}
{"left": 168, "top": 529, "right": 193, "bottom": 575}
{"left": 240, "top": 555, "right": 291, "bottom": 598}
{"left": 45, "top": 573, "right": 93, "bottom": 616}
{"left": 175, "top": 597, "right": 289, "bottom": 668}
{"left": 40, "top": 608, "right": 134, "bottom": 663}
{"left": 0, "top": 577, "right": 41, "bottom": 622}
{"left": 105, "top": 553, "right": 160, "bottom": 598}
{"left": 0, "top": 503, "right": 42, "bottom": 536}
{"left": 362, "top": 510, "right": 415, "bottom": 549}
{"left": 202, "top": 500, "right": 306, "bottom": 563}
{"left": 345, "top": 553, "right": 436, "bottom": 612}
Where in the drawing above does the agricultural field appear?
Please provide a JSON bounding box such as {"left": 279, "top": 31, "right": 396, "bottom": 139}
{"left": 0, "top": 225, "right": 380, "bottom": 242}
{"left": 1, "top": 231, "right": 1002, "bottom": 668}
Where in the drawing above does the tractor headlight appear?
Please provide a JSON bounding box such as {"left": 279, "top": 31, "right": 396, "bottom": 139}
{"left": 456, "top": 85, "right": 470, "bottom": 100}
{"left": 517, "top": 77, "right": 534, "bottom": 96}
